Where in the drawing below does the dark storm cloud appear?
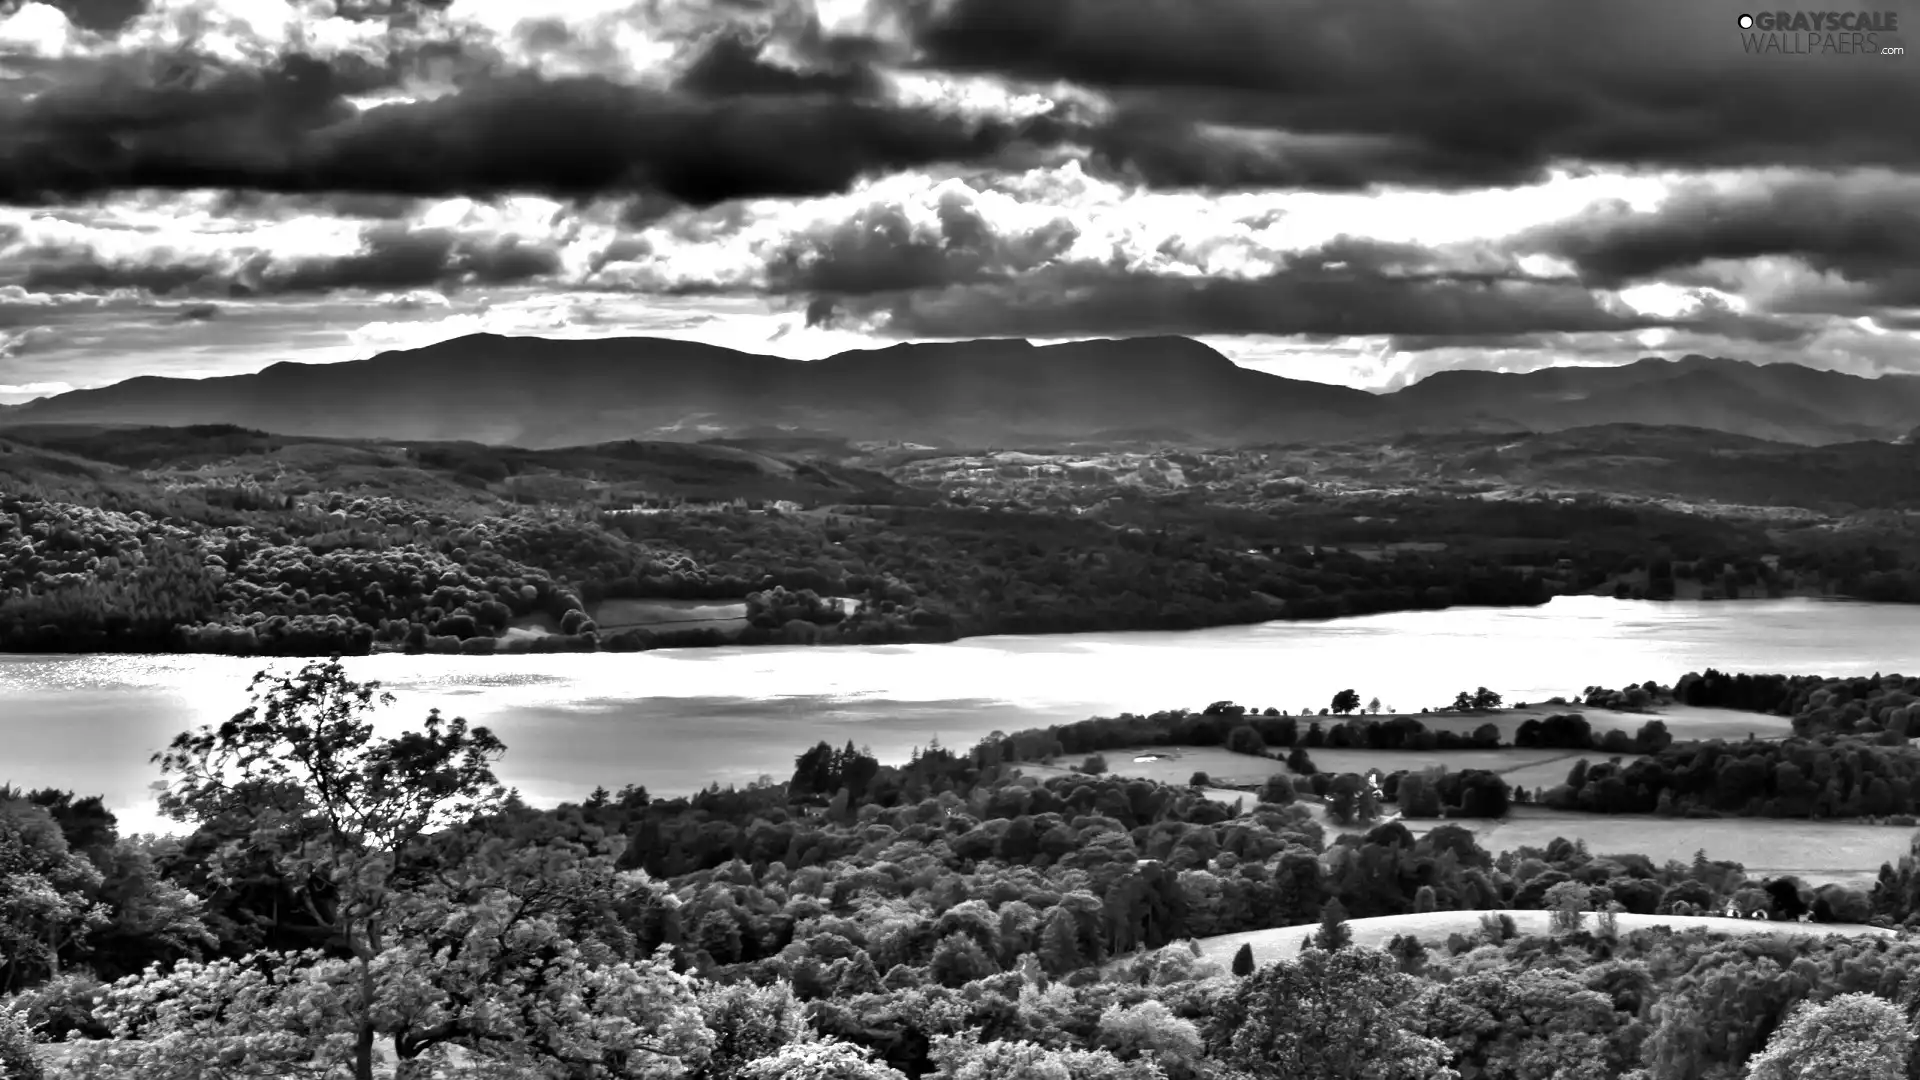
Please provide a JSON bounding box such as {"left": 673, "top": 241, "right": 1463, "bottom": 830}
{"left": 261, "top": 225, "right": 560, "bottom": 293}
{"left": 1516, "top": 173, "right": 1920, "bottom": 288}
{"left": 209, "top": 191, "right": 426, "bottom": 221}
{"left": 21, "top": 224, "right": 561, "bottom": 296}
{"left": 804, "top": 296, "right": 840, "bottom": 327}
{"left": 617, "top": 193, "right": 681, "bottom": 229}
{"left": 0, "top": 47, "right": 1067, "bottom": 207}
{"left": 1075, "top": 110, "right": 1539, "bottom": 192}
{"left": 765, "top": 188, "right": 1078, "bottom": 294}
{"left": 858, "top": 267, "right": 1660, "bottom": 339}
{"left": 673, "top": 33, "right": 884, "bottom": 99}
{"left": 28, "top": 0, "right": 149, "bottom": 33}
{"left": 0, "top": 326, "right": 58, "bottom": 358}
{"left": 813, "top": 235, "right": 1800, "bottom": 343}
{"left": 886, "top": 0, "right": 1920, "bottom": 187}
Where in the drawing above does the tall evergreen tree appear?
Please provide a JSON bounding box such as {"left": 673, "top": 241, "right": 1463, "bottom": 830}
{"left": 1231, "top": 942, "right": 1256, "bottom": 977}
{"left": 1313, "top": 899, "right": 1353, "bottom": 952}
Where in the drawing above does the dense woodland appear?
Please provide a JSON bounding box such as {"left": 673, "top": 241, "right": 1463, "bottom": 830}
{"left": 7, "top": 423, "right": 1920, "bottom": 656}
{"left": 8, "top": 663, "right": 1920, "bottom": 1078}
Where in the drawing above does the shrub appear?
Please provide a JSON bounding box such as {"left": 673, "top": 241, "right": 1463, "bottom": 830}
{"left": 1226, "top": 725, "right": 1266, "bottom": 756}
{"left": 1079, "top": 754, "right": 1109, "bottom": 775}
{"left": 8, "top": 971, "right": 109, "bottom": 1041}
{"left": 0, "top": 1007, "right": 44, "bottom": 1080}
{"left": 1189, "top": 771, "right": 1210, "bottom": 787}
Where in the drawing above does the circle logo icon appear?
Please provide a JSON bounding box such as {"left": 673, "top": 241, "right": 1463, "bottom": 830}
{"left": 1738, "top": 13, "right": 1754, "bottom": 27}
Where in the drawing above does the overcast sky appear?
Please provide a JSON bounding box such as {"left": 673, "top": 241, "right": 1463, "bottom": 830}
{"left": 2, "top": 0, "right": 1917, "bottom": 403}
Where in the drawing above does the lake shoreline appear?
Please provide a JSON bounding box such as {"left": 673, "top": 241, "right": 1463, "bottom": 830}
{"left": 0, "top": 588, "right": 1878, "bottom": 660}
{"left": 6, "top": 596, "right": 1916, "bottom": 836}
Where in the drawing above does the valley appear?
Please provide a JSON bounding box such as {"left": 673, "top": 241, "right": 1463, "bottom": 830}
{"left": 5, "top": 415, "right": 1920, "bottom": 658}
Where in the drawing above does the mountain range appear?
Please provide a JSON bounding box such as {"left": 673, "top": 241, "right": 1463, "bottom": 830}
{"left": 2, "top": 334, "right": 1916, "bottom": 448}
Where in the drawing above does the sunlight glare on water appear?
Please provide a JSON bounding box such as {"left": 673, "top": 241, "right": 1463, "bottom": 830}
{"left": 2, "top": 597, "right": 1913, "bottom": 834}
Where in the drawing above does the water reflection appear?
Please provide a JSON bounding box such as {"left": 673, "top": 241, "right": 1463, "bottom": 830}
{"left": 1, "top": 596, "right": 1913, "bottom": 833}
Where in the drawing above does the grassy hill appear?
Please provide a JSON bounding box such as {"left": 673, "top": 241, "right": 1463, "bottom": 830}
{"left": 1187, "top": 909, "right": 1895, "bottom": 969}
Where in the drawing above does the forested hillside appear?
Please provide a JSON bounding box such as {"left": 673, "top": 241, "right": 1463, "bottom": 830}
{"left": 7, "top": 423, "right": 1920, "bottom": 657}
{"left": 6, "top": 662, "right": 1920, "bottom": 1079}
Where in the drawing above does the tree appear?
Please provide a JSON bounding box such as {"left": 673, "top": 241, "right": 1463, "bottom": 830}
{"left": 1209, "top": 946, "right": 1455, "bottom": 1080}
{"left": 1274, "top": 851, "right": 1324, "bottom": 926}
{"left": 1544, "top": 880, "right": 1591, "bottom": 934}
{"left": 115, "top": 660, "right": 714, "bottom": 1080}
{"left": 1471, "top": 687, "right": 1503, "bottom": 710}
{"left": 742, "top": 1040, "right": 908, "bottom": 1080}
{"left": 1396, "top": 773, "right": 1443, "bottom": 819}
{"left": 1367, "top": 697, "right": 1382, "bottom": 715}
{"left": 1423, "top": 969, "right": 1622, "bottom": 1080}
{"left": 1038, "top": 906, "right": 1083, "bottom": 976}
{"left": 1259, "top": 775, "right": 1296, "bottom": 805}
{"left": 87, "top": 836, "right": 218, "bottom": 980}
{"left": 1097, "top": 999, "right": 1204, "bottom": 1077}
{"left": 1232, "top": 942, "right": 1256, "bottom": 976}
{"left": 927, "top": 1034, "right": 1159, "bottom": 1080}
{"left": 148, "top": 660, "right": 508, "bottom": 1080}
{"left": 1451, "top": 691, "right": 1475, "bottom": 711}
{"left": 68, "top": 884, "right": 714, "bottom": 1079}
{"left": 1325, "top": 774, "right": 1377, "bottom": 826}
{"left": 1331, "top": 690, "right": 1361, "bottom": 716}
{"left": 0, "top": 801, "right": 110, "bottom": 992}
{"left": 930, "top": 931, "right": 997, "bottom": 987}
{"left": 697, "top": 981, "right": 810, "bottom": 1080}
{"left": 1745, "top": 993, "right": 1912, "bottom": 1080}
{"left": 1313, "top": 899, "right": 1352, "bottom": 951}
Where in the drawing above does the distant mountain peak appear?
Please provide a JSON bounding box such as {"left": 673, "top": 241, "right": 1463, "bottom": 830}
{"left": 4, "top": 336, "right": 1915, "bottom": 449}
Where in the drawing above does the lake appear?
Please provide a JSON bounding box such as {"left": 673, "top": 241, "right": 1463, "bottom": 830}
{"left": 4, "top": 596, "right": 1916, "bottom": 833}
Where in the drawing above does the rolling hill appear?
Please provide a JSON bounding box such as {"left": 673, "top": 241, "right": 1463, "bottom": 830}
{"left": 1386, "top": 354, "right": 1920, "bottom": 444}
{"left": 1180, "top": 909, "right": 1893, "bottom": 972}
{"left": 3, "top": 334, "right": 1918, "bottom": 447}
{"left": 1260, "top": 424, "right": 1920, "bottom": 513}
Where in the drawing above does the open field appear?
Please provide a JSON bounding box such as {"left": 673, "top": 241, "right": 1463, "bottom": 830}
{"left": 1017, "top": 743, "right": 1635, "bottom": 802}
{"left": 1016, "top": 747, "right": 1917, "bottom": 883}
{"left": 1400, "top": 807, "right": 1913, "bottom": 888}
{"left": 1008, "top": 702, "right": 1789, "bottom": 796}
{"left": 1186, "top": 909, "right": 1895, "bottom": 970}
{"left": 506, "top": 598, "right": 755, "bottom": 638}
{"left": 589, "top": 598, "right": 751, "bottom": 631}
{"left": 1297, "top": 746, "right": 1634, "bottom": 792}
{"left": 1018, "top": 746, "right": 1294, "bottom": 789}
{"left": 1015, "top": 753, "right": 1383, "bottom": 835}
{"left": 1413, "top": 702, "right": 1794, "bottom": 742}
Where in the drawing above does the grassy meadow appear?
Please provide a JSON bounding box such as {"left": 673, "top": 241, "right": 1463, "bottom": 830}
{"left": 1012, "top": 702, "right": 1915, "bottom": 885}
{"left": 1185, "top": 909, "right": 1894, "bottom": 970}
{"left": 1403, "top": 809, "right": 1913, "bottom": 888}
{"left": 1420, "top": 702, "right": 1798, "bottom": 742}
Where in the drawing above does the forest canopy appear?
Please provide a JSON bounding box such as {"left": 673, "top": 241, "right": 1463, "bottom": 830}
{"left": 4, "top": 662, "right": 1920, "bottom": 1078}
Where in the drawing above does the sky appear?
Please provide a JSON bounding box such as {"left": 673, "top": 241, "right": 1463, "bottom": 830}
{"left": 2, "top": 0, "right": 1919, "bottom": 404}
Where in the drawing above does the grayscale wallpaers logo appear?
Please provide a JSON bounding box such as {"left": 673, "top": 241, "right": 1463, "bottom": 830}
{"left": 1738, "top": 10, "right": 1906, "bottom": 54}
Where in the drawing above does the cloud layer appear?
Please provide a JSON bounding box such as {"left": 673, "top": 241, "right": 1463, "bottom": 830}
{"left": 2, "top": 0, "right": 1919, "bottom": 397}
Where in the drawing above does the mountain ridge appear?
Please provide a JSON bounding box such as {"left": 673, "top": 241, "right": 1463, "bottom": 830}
{"left": 3, "top": 334, "right": 1914, "bottom": 448}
